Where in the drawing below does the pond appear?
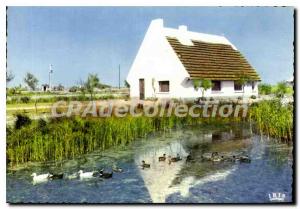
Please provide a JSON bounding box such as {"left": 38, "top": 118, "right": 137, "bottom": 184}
{"left": 7, "top": 123, "right": 293, "bottom": 203}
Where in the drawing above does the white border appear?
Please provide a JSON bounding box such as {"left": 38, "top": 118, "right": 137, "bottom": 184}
{"left": 1, "top": 1, "right": 298, "bottom": 209}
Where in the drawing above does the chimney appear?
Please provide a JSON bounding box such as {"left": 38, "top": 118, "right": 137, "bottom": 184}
{"left": 178, "top": 25, "right": 187, "bottom": 32}
{"left": 177, "top": 24, "right": 193, "bottom": 46}
{"left": 150, "top": 18, "right": 164, "bottom": 29}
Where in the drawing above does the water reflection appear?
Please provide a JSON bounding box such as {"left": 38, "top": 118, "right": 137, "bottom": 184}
{"left": 135, "top": 124, "right": 253, "bottom": 203}
{"left": 7, "top": 123, "right": 293, "bottom": 203}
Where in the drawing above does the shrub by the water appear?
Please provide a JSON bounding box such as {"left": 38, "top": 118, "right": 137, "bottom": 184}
{"left": 20, "top": 96, "right": 30, "bottom": 103}
{"left": 14, "top": 114, "right": 32, "bottom": 130}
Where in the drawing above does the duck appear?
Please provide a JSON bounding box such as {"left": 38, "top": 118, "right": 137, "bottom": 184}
{"left": 211, "top": 157, "right": 222, "bottom": 162}
{"left": 205, "top": 152, "right": 219, "bottom": 162}
{"left": 78, "top": 170, "right": 96, "bottom": 179}
{"left": 158, "top": 154, "right": 166, "bottom": 162}
{"left": 31, "top": 173, "right": 52, "bottom": 183}
{"left": 171, "top": 154, "right": 182, "bottom": 162}
{"left": 66, "top": 172, "right": 78, "bottom": 180}
{"left": 211, "top": 152, "right": 219, "bottom": 158}
{"left": 186, "top": 152, "right": 194, "bottom": 162}
{"left": 141, "top": 160, "right": 150, "bottom": 169}
{"left": 231, "top": 155, "right": 240, "bottom": 162}
{"left": 99, "top": 169, "right": 113, "bottom": 179}
{"left": 220, "top": 155, "right": 230, "bottom": 162}
{"left": 50, "top": 173, "right": 64, "bottom": 180}
{"left": 112, "top": 164, "right": 123, "bottom": 173}
{"left": 239, "top": 155, "right": 251, "bottom": 163}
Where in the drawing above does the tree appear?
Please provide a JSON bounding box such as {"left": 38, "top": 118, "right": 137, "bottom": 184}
{"left": 200, "top": 79, "right": 213, "bottom": 98}
{"left": 24, "top": 73, "right": 39, "bottom": 114}
{"left": 55, "top": 83, "right": 64, "bottom": 91}
{"left": 274, "top": 81, "right": 288, "bottom": 98}
{"left": 6, "top": 70, "right": 14, "bottom": 84}
{"left": 84, "top": 74, "right": 100, "bottom": 100}
{"left": 236, "top": 74, "right": 250, "bottom": 93}
{"left": 69, "top": 86, "right": 79, "bottom": 93}
{"left": 236, "top": 74, "right": 251, "bottom": 99}
{"left": 24, "top": 72, "right": 38, "bottom": 91}
{"left": 258, "top": 83, "right": 272, "bottom": 95}
{"left": 193, "top": 79, "right": 212, "bottom": 98}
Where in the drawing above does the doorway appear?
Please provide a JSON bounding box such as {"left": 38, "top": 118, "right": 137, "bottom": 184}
{"left": 139, "top": 79, "right": 145, "bottom": 100}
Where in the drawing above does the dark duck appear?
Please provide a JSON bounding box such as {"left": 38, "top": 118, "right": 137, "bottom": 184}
{"left": 171, "top": 153, "right": 182, "bottom": 162}
{"left": 141, "top": 160, "right": 150, "bottom": 169}
{"left": 50, "top": 173, "right": 64, "bottom": 180}
{"left": 158, "top": 154, "right": 166, "bottom": 162}
{"left": 99, "top": 169, "right": 113, "bottom": 179}
{"left": 186, "top": 152, "right": 194, "bottom": 162}
{"left": 239, "top": 155, "right": 251, "bottom": 163}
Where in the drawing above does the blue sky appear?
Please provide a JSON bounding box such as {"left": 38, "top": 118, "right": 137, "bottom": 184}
{"left": 7, "top": 7, "right": 294, "bottom": 87}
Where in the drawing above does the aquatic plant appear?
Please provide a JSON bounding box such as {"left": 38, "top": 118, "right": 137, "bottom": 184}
{"left": 249, "top": 99, "right": 293, "bottom": 142}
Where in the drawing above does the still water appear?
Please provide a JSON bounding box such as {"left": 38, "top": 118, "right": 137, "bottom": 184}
{"left": 7, "top": 123, "right": 293, "bottom": 203}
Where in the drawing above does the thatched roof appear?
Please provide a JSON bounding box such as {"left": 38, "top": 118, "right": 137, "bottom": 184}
{"left": 166, "top": 37, "right": 261, "bottom": 81}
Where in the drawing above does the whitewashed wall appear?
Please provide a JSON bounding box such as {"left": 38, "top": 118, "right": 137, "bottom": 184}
{"left": 126, "top": 19, "right": 259, "bottom": 99}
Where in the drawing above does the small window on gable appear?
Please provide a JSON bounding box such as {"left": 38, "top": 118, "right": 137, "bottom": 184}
{"left": 234, "top": 82, "right": 243, "bottom": 91}
{"left": 159, "top": 81, "right": 170, "bottom": 92}
{"left": 212, "top": 81, "right": 221, "bottom": 91}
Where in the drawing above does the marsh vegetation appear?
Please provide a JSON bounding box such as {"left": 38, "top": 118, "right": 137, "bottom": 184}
{"left": 6, "top": 98, "right": 293, "bottom": 167}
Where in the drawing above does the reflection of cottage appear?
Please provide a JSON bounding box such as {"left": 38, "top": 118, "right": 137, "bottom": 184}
{"left": 41, "top": 84, "right": 49, "bottom": 92}
{"left": 126, "top": 19, "right": 261, "bottom": 99}
{"left": 135, "top": 141, "right": 188, "bottom": 203}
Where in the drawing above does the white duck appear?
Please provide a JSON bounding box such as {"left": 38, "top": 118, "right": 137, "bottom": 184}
{"left": 78, "top": 170, "right": 96, "bottom": 179}
{"left": 31, "top": 173, "right": 52, "bottom": 184}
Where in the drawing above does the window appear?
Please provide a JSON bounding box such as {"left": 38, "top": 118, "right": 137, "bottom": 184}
{"left": 159, "top": 81, "right": 169, "bottom": 92}
{"left": 212, "top": 81, "right": 221, "bottom": 91}
{"left": 234, "top": 82, "right": 243, "bottom": 91}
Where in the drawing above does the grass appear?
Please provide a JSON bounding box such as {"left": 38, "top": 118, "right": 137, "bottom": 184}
{"left": 6, "top": 94, "right": 124, "bottom": 104}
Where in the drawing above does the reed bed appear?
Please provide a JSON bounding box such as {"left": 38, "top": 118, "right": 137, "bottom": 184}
{"left": 249, "top": 99, "right": 293, "bottom": 142}
{"left": 7, "top": 99, "right": 293, "bottom": 166}
{"left": 7, "top": 114, "right": 227, "bottom": 166}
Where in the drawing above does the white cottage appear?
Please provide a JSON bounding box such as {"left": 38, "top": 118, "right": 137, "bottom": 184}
{"left": 126, "top": 19, "right": 260, "bottom": 99}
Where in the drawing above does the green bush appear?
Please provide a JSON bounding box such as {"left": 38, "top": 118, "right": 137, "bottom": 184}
{"left": 274, "top": 82, "right": 289, "bottom": 98}
{"left": 14, "top": 114, "right": 32, "bottom": 130}
{"left": 69, "top": 86, "right": 78, "bottom": 92}
{"left": 250, "top": 95, "right": 256, "bottom": 99}
{"left": 20, "top": 96, "right": 30, "bottom": 103}
{"left": 258, "top": 83, "right": 272, "bottom": 95}
{"left": 7, "top": 88, "right": 16, "bottom": 96}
